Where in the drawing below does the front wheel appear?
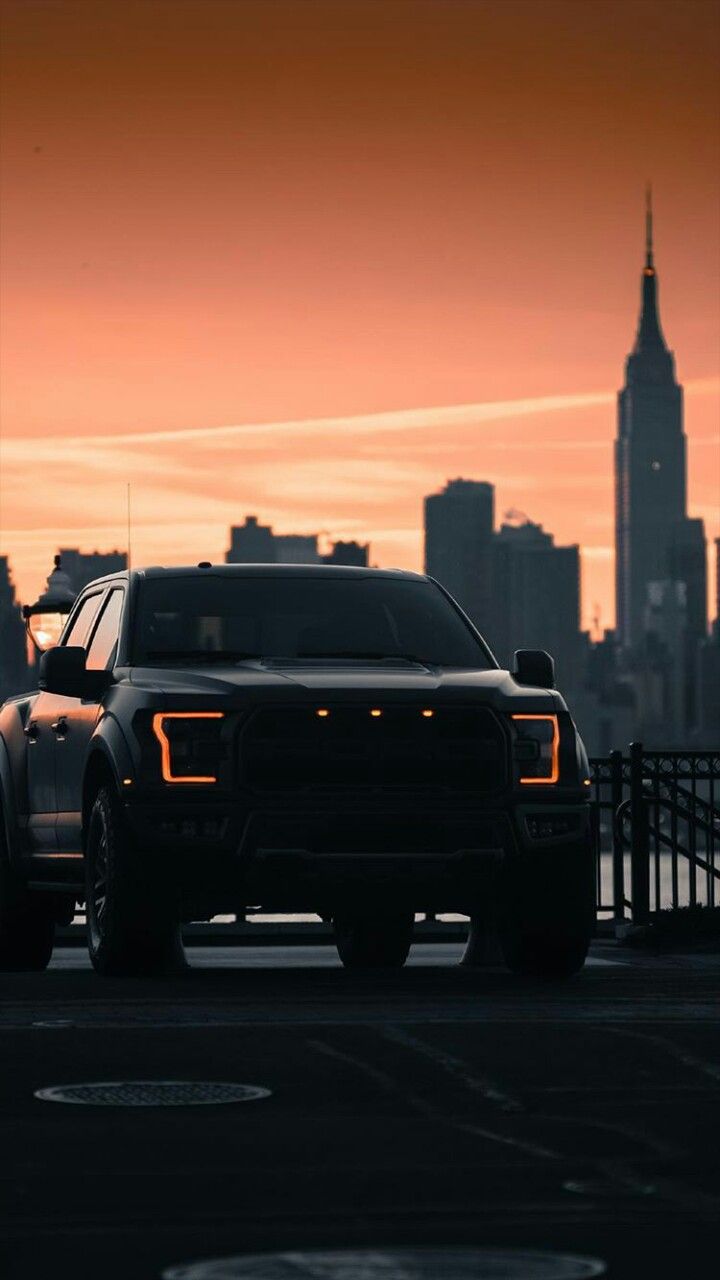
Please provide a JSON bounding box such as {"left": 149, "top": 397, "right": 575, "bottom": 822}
{"left": 499, "top": 920, "right": 591, "bottom": 979}
{"left": 0, "top": 852, "right": 55, "bottom": 972}
{"left": 333, "top": 909, "right": 414, "bottom": 969}
{"left": 85, "top": 787, "right": 184, "bottom": 977}
{"left": 497, "top": 843, "right": 594, "bottom": 980}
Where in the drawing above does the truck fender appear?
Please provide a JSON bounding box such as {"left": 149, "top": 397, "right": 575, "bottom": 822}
{"left": 0, "top": 734, "right": 22, "bottom": 867}
{"left": 81, "top": 714, "right": 136, "bottom": 842}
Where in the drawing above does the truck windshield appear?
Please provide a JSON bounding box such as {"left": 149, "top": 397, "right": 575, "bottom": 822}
{"left": 133, "top": 575, "right": 494, "bottom": 668}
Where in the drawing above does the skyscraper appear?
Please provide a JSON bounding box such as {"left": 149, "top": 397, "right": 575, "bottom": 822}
{"left": 666, "top": 518, "right": 707, "bottom": 645}
{"left": 322, "top": 541, "right": 370, "bottom": 567}
{"left": 274, "top": 535, "right": 320, "bottom": 564}
{"left": 490, "top": 521, "right": 582, "bottom": 688}
{"left": 226, "top": 516, "right": 276, "bottom": 563}
{"left": 696, "top": 537, "right": 720, "bottom": 743}
{"left": 423, "top": 479, "right": 494, "bottom": 632}
{"left": 58, "top": 548, "right": 127, "bottom": 594}
{"left": 227, "top": 519, "right": 368, "bottom": 566}
{"left": 615, "top": 191, "right": 703, "bottom": 650}
{"left": 715, "top": 538, "right": 720, "bottom": 638}
{"left": 0, "top": 556, "right": 29, "bottom": 701}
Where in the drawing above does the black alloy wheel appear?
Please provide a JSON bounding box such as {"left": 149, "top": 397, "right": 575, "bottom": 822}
{"left": 0, "top": 820, "right": 55, "bottom": 971}
{"left": 85, "top": 787, "right": 184, "bottom": 977}
{"left": 498, "top": 919, "right": 592, "bottom": 979}
{"left": 333, "top": 909, "right": 414, "bottom": 968}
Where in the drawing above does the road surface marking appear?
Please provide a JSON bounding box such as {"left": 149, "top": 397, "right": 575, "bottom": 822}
{"left": 307, "top": 1036, "right": 557, "bottom": 1160}
{"left": 607, "top": 1025, "right": 720, "bottom": 1084}
{"left": 382, "top": 1024, "right": 523, "bottom": 1112}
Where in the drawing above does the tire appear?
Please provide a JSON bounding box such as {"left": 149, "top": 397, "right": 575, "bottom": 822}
{"left": 334, "top": 909, "right": 414, "bottom": 969}
{"left": 499, "top": 920, "right": 591, "bottom": 979}
{"left": 460, "top": 913, "right": 502, "bottom": 967}
{"left": 0, "top": 819, "right": 55, "bottom": 971}
{"left": 497, "top": 842, "right": 594, "bottom": 980}
{"left": 85, "top": 787, "right": 184, "bottom": 976}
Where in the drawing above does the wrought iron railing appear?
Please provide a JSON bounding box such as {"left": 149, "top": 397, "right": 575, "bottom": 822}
{"left": 589, "top": 744, "right": 720, "bottom": 923}
{"left": 58, "top": 743, "right": 719, "bottom": 942}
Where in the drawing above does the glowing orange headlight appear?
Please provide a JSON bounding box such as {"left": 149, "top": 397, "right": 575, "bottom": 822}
{"left": 512, "top": 713, "right": 560, "bottom": 785}
{"left": 152, "top": 712, "right": 224, "bottom": 783}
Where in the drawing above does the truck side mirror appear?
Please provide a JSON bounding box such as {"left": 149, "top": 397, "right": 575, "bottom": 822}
{"left": 38, "top": 646, "right": 110, "bottom": 699}
{"left": 513, "top": 649, "right": 555, "bottom": 689}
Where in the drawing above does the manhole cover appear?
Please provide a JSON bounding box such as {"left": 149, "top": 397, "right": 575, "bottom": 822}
{"left": 34, "top": 1081, "right": 271, "bottom": 1107}
{"left": 163, "top": 1248, "right": 606, "bottom": 1279}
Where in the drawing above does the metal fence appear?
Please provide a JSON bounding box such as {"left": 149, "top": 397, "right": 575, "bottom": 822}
{"left": 58, "top": 743, "right": 719, "bottom": 945}
{"left": 589, "top": 744, "right": 720, "bottom": 924}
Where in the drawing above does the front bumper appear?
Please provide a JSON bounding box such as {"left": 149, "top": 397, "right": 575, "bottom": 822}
{"left": 122, "top": 792, "right": 592, "bottom": 914}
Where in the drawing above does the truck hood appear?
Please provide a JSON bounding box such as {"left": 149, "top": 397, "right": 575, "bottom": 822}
{"left": 127, "top": 660, "right": 561, "bottom": 712}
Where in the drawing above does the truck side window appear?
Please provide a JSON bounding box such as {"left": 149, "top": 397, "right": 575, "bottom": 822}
{"left": 86, "top": 589, "right": 125, "bottom": 671}
{"left": 62, "top": 593, "right": 103, "bottom": 648}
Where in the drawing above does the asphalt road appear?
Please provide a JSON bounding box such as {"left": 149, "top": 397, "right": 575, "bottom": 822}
{"left": 1, "top": 940, "right": 719, "bottom": 1280}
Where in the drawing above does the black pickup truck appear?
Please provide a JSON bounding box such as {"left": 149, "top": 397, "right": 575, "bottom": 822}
{"left": 0, "top": 564, "right": 594, "bottom": 977}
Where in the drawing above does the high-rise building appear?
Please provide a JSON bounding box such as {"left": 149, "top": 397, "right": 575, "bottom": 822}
{"left": 490, "top": 521, "right": 582, "bottom": 687}
{"left": 227, "top": 519, "right": 366, "bottom": 567}
{"left": 572, "top": 629, "right": 637, "bottom": 757}
{"left": 666, "top": 517, "right": 707, "bottom": 644}
{"left": 696, "top": 537, "right": 720, "bottom": 743}
{"left": 322, "top": 540, "right": 370, "bottom": 567}
{"left": 58, "top": 548, "right": 127, "bottom": 594}
{"left": 274, "top": 535, "right": 320, "bottom": 564}
{"left": 640, "top": 579, "right": 688, "bottom": 739}
{"left": 0, "top": 556, "right": 29, "bottom": 701}
{"left": 615, "top": 191, "right": 706, "bottom": 650}
{"left": 707, "top": 537, "right": 712, "bottom": 640}
{"left": 226, "top": 516, "right": 276, "bottom": 563}
{"left": 666, "top": 517, "right": 708, "bottom": 728}
{"left": 424, "top": 479, "right": 494, "bottom": 632}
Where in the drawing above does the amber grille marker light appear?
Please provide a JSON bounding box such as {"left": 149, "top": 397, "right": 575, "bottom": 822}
{"left": 512, "top": 713, "right": 560, "bottom": 785}
{"left": 152, "top": 712, "right": 224, "bottom": 784}
{"left": 421, "top": 709, "right": 434, "bottom": 718}
{"left": 316, "top": 709, "right": 330, "bottom": 718}
{"left": 370, "top": 709, "right": 382, "bottom": 717}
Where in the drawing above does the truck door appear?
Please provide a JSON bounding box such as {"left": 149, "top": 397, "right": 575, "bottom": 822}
{"left": 24, "top": 691, "right": 62, "bottom": 851}
{"left": 55, "top": 587, "right": 125, "bottom": 851}
{"left": 25, "top": 591, "right": 104, "bottom": 851}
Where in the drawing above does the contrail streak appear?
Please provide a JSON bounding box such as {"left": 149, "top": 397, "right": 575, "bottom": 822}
{"left": 2, "top": 389, "right": 616, "bottom": 455}
{"left": 1, "top": 377, "right": 716, "bottom": 459}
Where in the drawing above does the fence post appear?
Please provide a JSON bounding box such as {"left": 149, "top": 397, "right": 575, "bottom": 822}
{"left": 610, "top": 749, "right": 624, "bottom": 921}
{"left": 629, "top": 740, "right": 650, "bottom": 924}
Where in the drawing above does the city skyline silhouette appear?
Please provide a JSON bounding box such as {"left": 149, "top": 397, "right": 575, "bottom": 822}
{"left": 1, "top": 0, "right": 718, "bottom": 628}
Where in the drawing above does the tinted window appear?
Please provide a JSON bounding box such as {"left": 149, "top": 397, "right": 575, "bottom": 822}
{"left": 62, "top": 594, "right": 103, "bottom": 648}
{"left": 86, "top": 589, "right": 124, "bottom": 670}
{"left": 134, "top": 575, "right": 493, "bottom": 668}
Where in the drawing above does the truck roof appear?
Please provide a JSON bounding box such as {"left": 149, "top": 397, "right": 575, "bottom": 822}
{"left": 80, "top": 563, "right": 429, "bottom": 591}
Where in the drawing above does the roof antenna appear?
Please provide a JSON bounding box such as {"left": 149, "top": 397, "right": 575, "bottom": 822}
{"left": 126, "top": 482, "right": 132, "bottom": 570}
{"left": 645, "top": 182, "right": 654, "bottom": 269}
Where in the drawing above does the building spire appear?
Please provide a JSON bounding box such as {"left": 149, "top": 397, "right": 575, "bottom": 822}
{"left": 645, "top": 182, "right": 654, "bottom": 270}
{"left": 632, "top": 182, "right": 669, "bottom": 359}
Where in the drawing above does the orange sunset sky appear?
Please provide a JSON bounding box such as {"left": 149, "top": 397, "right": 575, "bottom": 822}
{"left": 1, "top": 0, "right": 719, "bottom": 630}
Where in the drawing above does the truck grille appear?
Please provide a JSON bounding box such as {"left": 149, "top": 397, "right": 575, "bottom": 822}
{"left": 240, "top": 706, "right": 506, "bottom": 793}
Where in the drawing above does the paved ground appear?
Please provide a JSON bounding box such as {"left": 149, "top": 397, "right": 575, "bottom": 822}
{"left": 1, "top": 940, "right": 719, "bottom": 1279}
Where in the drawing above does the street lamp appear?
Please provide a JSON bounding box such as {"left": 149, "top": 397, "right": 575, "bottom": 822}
{"left": 23, "top": 555, "right": 77, "bottom": 653}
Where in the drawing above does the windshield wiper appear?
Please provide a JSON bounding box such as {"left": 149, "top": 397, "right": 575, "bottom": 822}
{"left": 144, "top": 649, "right": 441, "bottom": 666}
{"left": 296, "top": 651, "right": 437, "bottom": 664}
{"left": 143, "top": 650, "right": 262, "bottom": 663}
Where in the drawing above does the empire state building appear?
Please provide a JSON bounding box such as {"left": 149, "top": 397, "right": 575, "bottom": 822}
{"left": 615, "top": 192, "right": 705, "bottom": 651}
